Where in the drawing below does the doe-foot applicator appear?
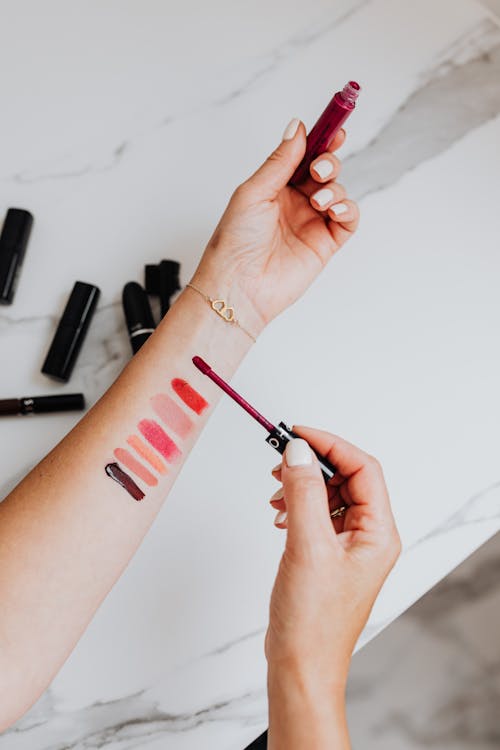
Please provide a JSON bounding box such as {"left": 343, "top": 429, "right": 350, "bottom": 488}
{"left": 192, "top": 356, "right": 336, "bottom": 483}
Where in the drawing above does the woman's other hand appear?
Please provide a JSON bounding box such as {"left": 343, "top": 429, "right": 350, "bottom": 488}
{"left": 191, "top": 121, "right": 359, "bottom": 337}
{"left": 266, "top": 429, "right": 401, "bottom": 748}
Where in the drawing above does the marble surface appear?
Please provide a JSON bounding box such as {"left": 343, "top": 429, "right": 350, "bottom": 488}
{"left": 1, "top": 0, "right": 500, "bottom": 746}
{"left": 347, "top": 531, "right": 500, "bottom": 749}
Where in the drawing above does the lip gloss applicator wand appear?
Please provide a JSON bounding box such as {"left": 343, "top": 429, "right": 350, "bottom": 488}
{"left": 192, "top": 356, "right": 336, "bottom": 484}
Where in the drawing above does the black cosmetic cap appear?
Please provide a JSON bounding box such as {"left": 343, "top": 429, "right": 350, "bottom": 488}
{"left": 144, "top": 259, "right": 180, "bottom": 296}
{"left": 122, "top": 281, "right": 155, "bottom": 330}
{"left": 42, "top": 281, "right": 100, "bottom": 382}
{"left": 0, "top": 208, "right": 34, "bottom": 304}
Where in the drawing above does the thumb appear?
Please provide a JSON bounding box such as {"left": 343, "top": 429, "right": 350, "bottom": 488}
{"left": 244, "top": 118, "right": 306, "bottom": 201}
{"left": 282, "top": 438, "right": 333, "bottom": 549}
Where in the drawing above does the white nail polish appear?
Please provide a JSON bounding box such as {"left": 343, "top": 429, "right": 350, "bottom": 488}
{"left": 270, "top": 487, "right": 284, "bottom": 501}
{"left": 282, "top": 118, "right": 300, "bottom": 141}
{"left": 312, "top": 188, "right": 334, "bottom": 208}
{"left": 330, "top": 202, "right": 348, "bottom": 216}
{"left": 271, "top": 462, "right": 282, "bottom": 473}
{"left": 285, "top": 438, "right": 312, "bottom": 466}
{"left": 275, "top": 510, "right": 287, "bottom": 525}
{"left": 312, "top": 160, "right": 334, "bottom": 179}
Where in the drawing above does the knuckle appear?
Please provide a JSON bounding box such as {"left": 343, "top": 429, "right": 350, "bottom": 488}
{"left": 292, "top": 474, "right": 325, "bottom": 497}
{"left": 232, "top": 183, "right": 248, "bottom": 201}
{"left": 392, "top": 530, "right": 403, "bottom": 559}
{"left": 366, "top": 454, "right": 382, "bottom": 472}
{"left": 267, "top": 149, "right": 284, "bottom": 167}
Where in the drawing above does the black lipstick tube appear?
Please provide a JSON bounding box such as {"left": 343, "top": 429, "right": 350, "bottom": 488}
{"left": 0, "top": 393, "right": 85, "bottom": 416}
{"left": 0, "top": 208, "right": 34, "bottom": 304}
{"left": 266, "top": 421, "right": 336, "bottom": 482}
{"left": 42, "top": 281, "right": 100, "bottom": 381}
{"left": 122, "top": 281, "right": 156, "bottom": 354}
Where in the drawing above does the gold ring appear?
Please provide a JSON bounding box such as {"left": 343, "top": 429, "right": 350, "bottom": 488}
{"left": 330, "top": 504, "right": 348, "bottom": 519}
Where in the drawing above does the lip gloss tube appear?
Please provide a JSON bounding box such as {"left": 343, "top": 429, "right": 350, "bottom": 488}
{"left": 289, "top": 80, "right": 361, "bottom": 187}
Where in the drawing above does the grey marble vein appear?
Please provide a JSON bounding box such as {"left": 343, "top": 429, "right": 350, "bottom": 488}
{"left": 3, "top": 686, "right": 265, "bottom": 750}
{"left": 343, "top": 19, "right": 500, "bottom": 200}
{"left": 406, "top": 480, "right": 500, "bottom": 553}
{"left": 347, "top": 532, "right": 500, "bottom": 749}
{"left": 4, "top": 0, "right": 370, "bottom": 185}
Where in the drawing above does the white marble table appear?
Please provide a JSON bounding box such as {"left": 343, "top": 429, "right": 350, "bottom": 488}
{"left": 1, "top": 1, "right": 500, "bottom": 747}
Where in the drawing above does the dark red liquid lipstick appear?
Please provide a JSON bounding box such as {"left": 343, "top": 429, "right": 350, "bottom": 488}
{"left": 192, "top": 356, "right": 336, "bottom": 483}
{"left": 290, "top": 80, "right": 361, "bottom": 186}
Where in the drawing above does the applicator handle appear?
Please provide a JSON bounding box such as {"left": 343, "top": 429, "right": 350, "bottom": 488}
{"left": 265, "top": 421, "right": 336, "bottom": 483}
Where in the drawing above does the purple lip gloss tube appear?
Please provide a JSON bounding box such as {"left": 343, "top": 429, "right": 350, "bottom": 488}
{"left": 289, "top": 80, "right": 361, "bottom": 187}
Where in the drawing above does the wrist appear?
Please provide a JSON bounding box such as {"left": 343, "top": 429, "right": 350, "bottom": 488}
{"left": 190, "top": 250, "right": 267, "bottom": 340}
{"left": 268, "top": 665, "right": 349, "bottom": 750}
{"left": 268, "top": 661, "right": 347, "bottom": 708}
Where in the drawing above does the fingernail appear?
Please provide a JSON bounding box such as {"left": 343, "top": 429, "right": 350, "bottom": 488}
{"left": 285, "top": 438, "right": 312, "bottom": 466}
{"left": 312, "top": 187, "right": 334, "bottom": 208}
{"left": 275, "top": 510, "right": 288, "bottom": 526}
{"left": 271, "top": 462, "right": 282, "bottom": 473}
{"left": 282, "top": 118, "right": 300, "bottom": 141}
{"left": 330, "top": 202, "right": 348, "bottom": 216}
{"left": 270, "top": 487, "right": 284, "bottom": 501}
{"left": 312, "top": 159, "right": 334, "bottom": 179}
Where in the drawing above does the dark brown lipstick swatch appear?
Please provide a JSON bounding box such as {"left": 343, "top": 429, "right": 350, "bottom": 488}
{"left": 105, "top": 462, "right": 145, "bottom": 501}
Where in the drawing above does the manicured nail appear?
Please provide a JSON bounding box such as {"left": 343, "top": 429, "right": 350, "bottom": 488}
{"left": 275, "top": 510, "right": 288, "bottom": 526}
{"left": 312, "top": 159, "right": 334, "bottom": 179}
{"left": 330, "top": 202, "right": 348, "bottom": 216}
{"left": 311, "top": 188, "right": 334, "bottom": 208}
{"left": 270, "top": 487, "right": 284, "bottom": 502}
{"left": 271, "top": 462, "right": 282, "bottom": 473}
{"left": 282, "top": 118, "right": 300, "bottom": 141}
{"left": 285, "top": 438, "right": 312, "bottom": 466}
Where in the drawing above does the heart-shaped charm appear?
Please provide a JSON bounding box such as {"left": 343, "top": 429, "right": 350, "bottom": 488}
{"left": 223, "top": 306, "right": 234, "bottom": 321}
{"left": 211, "top": 299, "right": 225, "bottom": 312}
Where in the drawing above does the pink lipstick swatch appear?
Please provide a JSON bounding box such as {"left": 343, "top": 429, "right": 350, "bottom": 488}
{"left": 126, "top": 434, "right": 167, "bottom": 474}
{"left": 150, "top": 393, "right": 194, "bottom": 439}
{"left": 114, "top": 448, "right": 158, "bottom": 487}
{"left": 171, "top": 378, "right": 208, "bottom": 415}
{"left": 138, "top": 419, "right": 182, "bottom": 463}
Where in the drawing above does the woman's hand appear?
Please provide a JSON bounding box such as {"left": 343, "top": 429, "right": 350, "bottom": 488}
{"left": 191, "top": 119, "right": 359, "bottom": 336}
{"left": 266, "top": 429, "right": 401, "bottom": 749}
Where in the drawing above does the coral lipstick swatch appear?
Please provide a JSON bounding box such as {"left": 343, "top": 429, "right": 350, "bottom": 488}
{"left": 126, "top": 434, "right": 167, "bottom": 474}
{"left": 114, "top": 448, "right": 158, "bottom": 486}
{"left": 105, "top": 375, "right": 208, "bottom": 501}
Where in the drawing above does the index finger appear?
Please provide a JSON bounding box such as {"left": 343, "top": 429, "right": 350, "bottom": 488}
{"left": 291, "top": 425, "right": 391, "bottom": 519}
{"left": 328, "top": 127, "right": 346, "bottom": 152}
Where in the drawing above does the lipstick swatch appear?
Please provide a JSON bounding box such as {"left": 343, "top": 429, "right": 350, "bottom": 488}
{"left": 114, "top": 448, "right": 158, "bottom": 487}
{"left": 171, "top": 378, "right": 208, "bottom": 415}
{"left": 105, "top": 462, "right": 145, "bottom": 501}
{"left": 150, "top": 393, "right": 194, "bottom": 439}
{"left": 138, "top": 419, "right": 182, "bottom": 463}
{"left": 126, "top": 434, "right": 167, "bottom": 474}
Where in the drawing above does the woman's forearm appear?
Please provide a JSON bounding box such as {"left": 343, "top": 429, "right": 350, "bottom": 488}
{"left": 0, "top": 266, "right": 260, "bottom": 726}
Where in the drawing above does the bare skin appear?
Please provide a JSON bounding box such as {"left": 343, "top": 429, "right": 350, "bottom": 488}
{"left": 267, "top": 432, "right": 401, "bottom": 749}
{"left": 0, "top": 120, "right": 361, "bottom": 731}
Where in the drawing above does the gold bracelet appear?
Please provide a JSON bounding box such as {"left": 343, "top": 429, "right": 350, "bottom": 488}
{"left": 186, "top": 282, "right": 258, "bottom": 343}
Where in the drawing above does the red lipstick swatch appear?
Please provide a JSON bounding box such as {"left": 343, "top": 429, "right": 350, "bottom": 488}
{"left": 171, "top": 378, "right": 208, "bottom": 415}
{"left": 138, "top": 419, "right": 182, "bottom": 463}
{"left": 114, "top": 448, "right": 158, "bottom": 487}
{"left": 105, "top": 462, "right": 145, "bottom": 501}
